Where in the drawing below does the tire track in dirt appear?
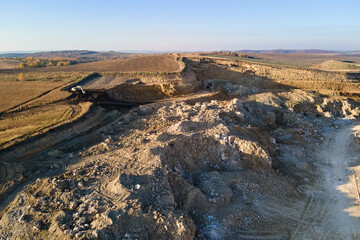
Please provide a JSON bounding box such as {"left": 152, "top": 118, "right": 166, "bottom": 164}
{"left": 291, "top": 123, "right": 360, "bottom": 240}
{"left": 0, "top": 105, "right": 126, "bottom": 214}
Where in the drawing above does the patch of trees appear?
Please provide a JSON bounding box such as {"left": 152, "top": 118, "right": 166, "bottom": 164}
{"left": 17, "top": 73, "right": 25, "bottom": 81}
{"left": 16, "top": 57, "right": 73, "bottom": 68}
{"left": 15, "top": 56, "right": 99, "bottom": 69}
{"left": 206, "top": 51, "right": 261, "bottom": 60}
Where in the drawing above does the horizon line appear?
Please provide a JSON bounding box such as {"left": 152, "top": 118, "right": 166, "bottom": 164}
{"left": 1, "top": 48, "right": 360, "bottom": 54}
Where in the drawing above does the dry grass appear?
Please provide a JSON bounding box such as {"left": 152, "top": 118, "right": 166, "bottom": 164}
{"left": 312, "top": 60, "right": 360, "bottom": 71}
{"left": 65, "top": 54, "right": 179, "bottom": 72}
{"left": 0, "top": 105, "right": 73, "bottom": 146}
{"left": 0, "top": 55, "right": 180, "bottom": 73}
{"left": 0, "top": 71, "right": 92, "bottom": 149}
{"left": 0, "top": 81, "right": 65, "bottom": 112}
{"left": 0, "top": 72, "right": 88, "bottom": 112}
{"left": 206, "top": 53, "right": 360, "bottom": 67}
{"left": 12, "top": 87, "right": 72, "bottom": 111}
{"left": 0, "top": 58, "right": 22, "bottom": 69}
{"left": 0, "top": 71, "right": 88, "bottom": 82}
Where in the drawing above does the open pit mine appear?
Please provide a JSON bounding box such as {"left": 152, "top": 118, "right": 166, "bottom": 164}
{"left": 1, "top": 54, "right": 360, "bottom": 240}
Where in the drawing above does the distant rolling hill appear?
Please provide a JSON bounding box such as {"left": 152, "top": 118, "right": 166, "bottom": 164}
{"left": 0, "top": 54, "right": 180, "bottom": 73}
{"left": 0, "top": 53, "right": 29, "bottom": 58}
{"left": 236, "top": 49, "right": 343, "bottom": 54}
{"left": 0, "top": 50, "right": 136, "bottom": 59}
{"left": 0, "top": 58, "right": 22, "bottom": 69}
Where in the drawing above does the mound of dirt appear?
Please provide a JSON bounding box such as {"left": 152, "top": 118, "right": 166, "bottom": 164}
{"left": 313, "top": 60, "right": 360, "bottom": 71}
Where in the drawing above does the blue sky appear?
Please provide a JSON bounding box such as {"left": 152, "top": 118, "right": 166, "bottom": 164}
{"left": 0, "top": 0, "right": 359, "bottom": 51}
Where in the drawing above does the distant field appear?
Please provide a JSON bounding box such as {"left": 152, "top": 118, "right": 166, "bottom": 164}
{"left": 0, "top": 50, "right": 137, "bottom": 59}
{"left": 0, "top": 72, "right": 87, "bottom": 112}
{"left": 206, "top": 53, "right": 360, "bottom": 67}
{"left": 249, "top": 53, "right": 360, "bottom": 67}
{"left": 0, "top": 104, "right": 73, "bottom": 146}
{"left": 0, "top": 54, "right": 180, "bottom": 73}
{"left": 0, "top": 81, "right": 65, "bottom": 112}
{"left": 0, "top": 71, "right": 88, "bottom": 82}
{"left": 0, "top": 58, "right": 22, "bottom": 69}
{"left": 23, "top": 50, "right": 135, "bottom": 59}
{"left": 0, "top": 71, "right": 91, "bottom": 149}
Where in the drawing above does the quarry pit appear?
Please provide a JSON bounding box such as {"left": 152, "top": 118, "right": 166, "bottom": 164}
{"left": 1, "top": 55, "right": 360, "bottom": 239}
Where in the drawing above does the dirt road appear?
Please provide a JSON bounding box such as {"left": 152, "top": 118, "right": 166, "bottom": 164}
{"left": 291, "top": 122, "right": 360, "bottom": 239}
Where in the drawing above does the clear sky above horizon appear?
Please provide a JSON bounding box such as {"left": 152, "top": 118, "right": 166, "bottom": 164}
{"left": 0, "top": 0, "right": 359, "bottom": 51}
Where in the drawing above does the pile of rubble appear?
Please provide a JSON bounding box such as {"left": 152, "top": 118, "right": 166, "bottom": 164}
{"left": 1, "top": 88, "right": 359, "bottom": 239}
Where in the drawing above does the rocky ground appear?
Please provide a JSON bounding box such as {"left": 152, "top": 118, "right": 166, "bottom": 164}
{"left": 1, "top": 83, "right": 360, "bottom": 239}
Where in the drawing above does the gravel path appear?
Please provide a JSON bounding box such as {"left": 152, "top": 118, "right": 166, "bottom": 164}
{"left": 291, "top": 123, "right": 360, "bottom": 239}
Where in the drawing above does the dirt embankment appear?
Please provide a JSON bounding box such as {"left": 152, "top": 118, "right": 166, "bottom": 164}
{"left": 195, "top": 57, "right": 360, "bottom": 82}
{"left": 189, "top": 57, "right": 360, "bottom": 95}
{"left": 70, "top": 58, "right": 201, "bottom": 103}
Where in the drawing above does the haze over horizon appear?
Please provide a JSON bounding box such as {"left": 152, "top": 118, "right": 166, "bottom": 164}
{"left": 0, "top": 0, "right": 359, "bottom": 52}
